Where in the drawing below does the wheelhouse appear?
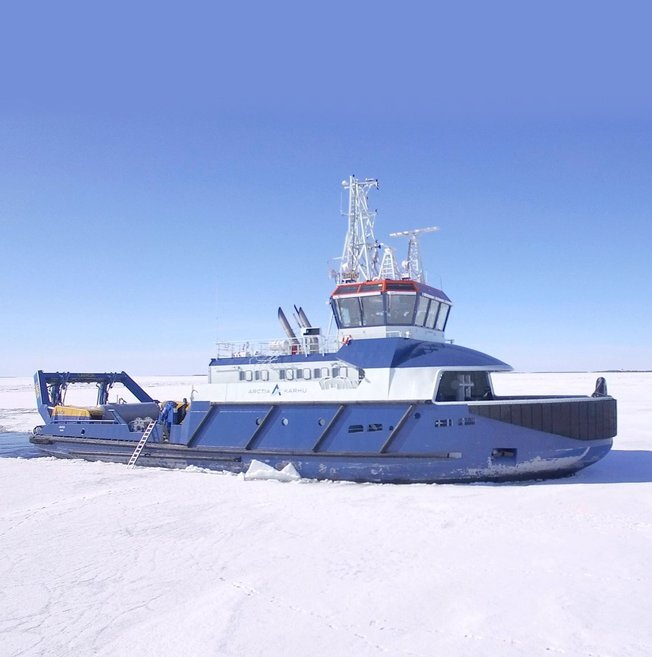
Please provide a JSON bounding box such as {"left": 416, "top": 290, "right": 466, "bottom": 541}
{"left": 330, "top": 279, "right": 452, "bottom": 336}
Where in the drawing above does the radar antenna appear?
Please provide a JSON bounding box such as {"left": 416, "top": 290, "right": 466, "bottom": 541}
{"left": 339, "top": 176, "right": 380, "bottom": 283}
{"left": 389, "top": 226, "right": 440, "bottom": 283}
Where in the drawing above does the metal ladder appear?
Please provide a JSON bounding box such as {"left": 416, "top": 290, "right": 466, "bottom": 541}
{"left": 127, "top": 420, "right": 157, "bottom": 468}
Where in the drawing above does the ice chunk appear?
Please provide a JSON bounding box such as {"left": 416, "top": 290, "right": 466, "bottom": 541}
{"left": 244, "top": 459, "right": 301, "bottom": 482}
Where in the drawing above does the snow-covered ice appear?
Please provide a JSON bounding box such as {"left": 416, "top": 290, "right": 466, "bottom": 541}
{"left": 1, "top": 372, "right": 651, "bottom": 657}
{"left": 244, "top": 459, "right": 302, "bottom": 482}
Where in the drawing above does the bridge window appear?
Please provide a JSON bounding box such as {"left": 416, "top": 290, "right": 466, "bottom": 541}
{"left": 336, "top": 283, "right": 360, "bottom": 295}
{"left": 435, "top": 304, "right": 450, "bottom": 331}
{"left": 335, "top": 297, "right": 362, "bottom": 328}
{"left": 426, "top": 300, "right": 440, "bottom": 329}
{"left": 414, "top": 295, "right": 430, "bottom": 326}
{"left": 387, "top": 293, "right": 416, "bottom": 325}
{"left": 332, "top": 283, "right": 447, "bottom": 331}
{"left": 361, "top": 294, "right": 386, "bottom": 326}
{"left": 385, "top": 282, "right": 414, "bottom": 291}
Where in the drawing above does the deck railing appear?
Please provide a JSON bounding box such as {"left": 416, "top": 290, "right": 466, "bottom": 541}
{"left": 215, "top": 335, "right": 341, "bottom": 360}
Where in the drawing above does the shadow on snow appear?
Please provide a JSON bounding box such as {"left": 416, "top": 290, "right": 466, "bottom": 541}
{"left": 549, "top": 450, "right": 652, "bottom": 486}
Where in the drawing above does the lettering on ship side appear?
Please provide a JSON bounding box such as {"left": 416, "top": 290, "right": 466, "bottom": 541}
{"left": 248, "top": 385, "right": 308, "bottom": 396}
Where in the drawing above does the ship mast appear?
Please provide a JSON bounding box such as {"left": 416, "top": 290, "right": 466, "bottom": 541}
{"left": 389, "top": 226, "right": 440, "bottom": 283}
{"left": 339, "top": 176, "right": 380, "bottom": 283}
{"left": 378, "top": 245, "right": 399, "bottom": 280}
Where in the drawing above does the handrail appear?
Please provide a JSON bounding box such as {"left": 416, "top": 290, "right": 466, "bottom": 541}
{"left": 214, "top": 335, "right": 341, "bottom": 359}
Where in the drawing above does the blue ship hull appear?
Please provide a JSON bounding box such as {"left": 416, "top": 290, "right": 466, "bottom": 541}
{"left": 30, "top": 437, "right": 613, "bottom": 483}
{"left": 32, "top": 391, "right": 616, "bottom": 483}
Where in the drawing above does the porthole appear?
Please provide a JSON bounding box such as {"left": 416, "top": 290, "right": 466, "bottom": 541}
{"left": 318, "top": 418, "right": 325, "bottom": 426}
{"left": 255, "top": 417, "right": 262, "bottom": 426}
{"left": 414, "top": 412, "right": 421, "bottom": 419}
{"left": 281, "top": 418, "right": 289, "bottom": 426}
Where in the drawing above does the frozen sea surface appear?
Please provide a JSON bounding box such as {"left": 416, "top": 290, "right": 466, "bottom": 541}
{"left": 1, "top": 372, "right": 651, "bottom": 657}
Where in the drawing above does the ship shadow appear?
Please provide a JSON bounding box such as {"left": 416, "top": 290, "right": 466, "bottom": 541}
{"left": 559, "top": 449, "right": 652, "bottom": 485}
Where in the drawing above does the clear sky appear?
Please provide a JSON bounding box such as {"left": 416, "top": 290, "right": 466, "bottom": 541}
{"left": 1, "top": 1, "right": 651, "bottom": 375}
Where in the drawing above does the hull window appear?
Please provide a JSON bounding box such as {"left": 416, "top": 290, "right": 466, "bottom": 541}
{"left": 436, "top": 371, "right": 492, "bottom": 402}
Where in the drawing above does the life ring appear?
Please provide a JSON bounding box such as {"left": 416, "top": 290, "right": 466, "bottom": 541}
{"left": 341, "top": 335, "right": 352, "bottom": 345}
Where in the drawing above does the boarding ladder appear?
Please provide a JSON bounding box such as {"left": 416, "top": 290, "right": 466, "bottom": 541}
{"left": 127, "top": 420, "right": 157, "bottom": 468}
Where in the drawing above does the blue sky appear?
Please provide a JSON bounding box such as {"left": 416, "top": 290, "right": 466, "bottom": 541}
{"left": 1, "top": 1, "right": 651, "bottom": 375}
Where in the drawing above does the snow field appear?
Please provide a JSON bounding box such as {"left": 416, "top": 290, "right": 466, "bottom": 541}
{"left": 1, "top": 372, "right": 651, "bottom": 656}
